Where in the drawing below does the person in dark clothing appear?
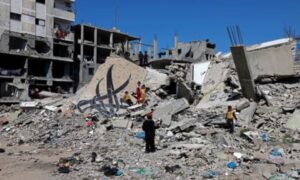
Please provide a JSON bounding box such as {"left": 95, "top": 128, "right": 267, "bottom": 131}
{"left": 142, "top": 113, "right": 160, "bottom": 153}
{"left": 138, "top": 51, "right": 144, "bottom": 66}
{"left": 144, "top": 51, "right": 149, "bottom": 66}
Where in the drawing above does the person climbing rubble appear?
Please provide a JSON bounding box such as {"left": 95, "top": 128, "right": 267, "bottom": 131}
{"left": 226, "top": 105, "right": 237, "bottom": 134}
{"left": 133, "top": 81, "right": 142, "bottom": 104}
{"left": 140, "top": 84, "right": 147, "bottom": 104}
{"left": 142, "top": 112, "right": 161, "bottom": 153}
{"left": 122, "top": 91, "right": 133, "bottom": 106}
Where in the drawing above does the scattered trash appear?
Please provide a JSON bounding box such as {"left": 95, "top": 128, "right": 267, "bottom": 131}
{"left": 227, "top": 161, "right": 238, "bottom": 169}
{"left": 135, "top": 131, "right": 145, "bottom": 139}
{"left": 270, "top": 148, "right": 284, "bottom": 157}
{"left": 261, "top": 132, "right": 270, "bottom": 142}
{"left": 203, "top": 170, "right": 218, "bottom": 178}
{"left": 233, "top": 152, "right": 243, "bottom": 159}
{"left": 101, "top": 165, "right": 119, "bottom": 176}
{"left": 165, "top": 165, "right": 181, "bottom": 173}
{"left": 129, "top": 167, "right": 158, "bottom": 176}
{"left": 91, "top": 152, "right": 97, "bottom": 162}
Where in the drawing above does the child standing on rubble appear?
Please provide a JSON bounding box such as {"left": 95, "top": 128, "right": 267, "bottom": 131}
{"left": 140, "top": 85, "right": 147, "bottom": 104}
{"left": 135, "top": 81, "right": 142, "bottom": 104}
{"left": 142, "top": 112, "right": 160, "bottom": 153}
{"left": 226, "top": 106, "right": 237, "bottom": 134}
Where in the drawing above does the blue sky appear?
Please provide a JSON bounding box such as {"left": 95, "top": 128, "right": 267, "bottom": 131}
{"left": 75, "top": 0, "right": 299, "bottom": 52}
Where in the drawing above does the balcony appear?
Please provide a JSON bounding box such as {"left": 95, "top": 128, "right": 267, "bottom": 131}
{"left": 53, "top": 8, "right": 75, "bottom": 22}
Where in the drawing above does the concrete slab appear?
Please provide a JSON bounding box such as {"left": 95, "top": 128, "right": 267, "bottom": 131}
{"left": 236, "top": 99, "right": 250, "bottom": 111}
{"left": 286, "top": 110, "right": 300, "bottom": 130}
{"left": 247, "top": 43, "right": 294, "bottom": 79}
{"left": 112, "top": 119, "right": 129, "bottom": 129}
{"left": 153, "top": 98, "right": 189, "bottom": 127}
{"left": 239, "top": 102, "right": 257, "bottom": 123}
{"left": 176, "top": 82, "right": 194, "bottom": 103}
{"left": 144, "top": 67, "right": 169, "bottom": 91}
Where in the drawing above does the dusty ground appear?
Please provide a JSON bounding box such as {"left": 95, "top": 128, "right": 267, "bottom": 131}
{"left": 0, "top": 140, "right": 73, "bottom": 180}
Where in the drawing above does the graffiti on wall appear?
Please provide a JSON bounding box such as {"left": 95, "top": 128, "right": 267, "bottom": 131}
{"left": 77, "top": 65, "right": 131, "bottom": 117}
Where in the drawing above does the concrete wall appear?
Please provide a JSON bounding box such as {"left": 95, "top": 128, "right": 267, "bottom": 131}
{"left": 231, "top": 46, "right": 256, "bottom": 100}
{"left": 21, "top": 14, "right": 35, "bottom": 35}
{"left": 247, "top": 43, "right": 295, "bottom": 79}
{"left": 193, "top": 61, "right": 210, "bottom": 85}
{"left": 0, "top": 1, "right": 10, "bottom": 31}
{"left": 11, "top": 0, "right": 22, "bottom": 14}
{"left": 36, "top": 3, "right": 46, "bottom": 20}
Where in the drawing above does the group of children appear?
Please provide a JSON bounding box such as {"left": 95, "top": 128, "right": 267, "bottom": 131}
{"left": 122, "top": 81, "right": 147, "bottom": 106}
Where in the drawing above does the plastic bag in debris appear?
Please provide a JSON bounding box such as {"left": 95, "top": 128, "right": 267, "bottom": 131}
{"left": 203, "top": 170, "right": 218, "bottom": 178}
{"left": 227, "top": 161, "right": 238, "bottom": 169}
{"left": 261, "top": 132, "right": 270, "bottom": 142}
{"left": 135, "top": 131, "right": 145, "bottom": 139}
{"left": 128, "top": 167, "right": 158, "bottom": 176}
{"left": 270, "top": 148, "right": 284, "bottom": 157}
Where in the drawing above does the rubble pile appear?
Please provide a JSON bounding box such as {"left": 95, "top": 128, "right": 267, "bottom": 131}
{"left": 1, "top": 53, "right": 300, "bottom": 179}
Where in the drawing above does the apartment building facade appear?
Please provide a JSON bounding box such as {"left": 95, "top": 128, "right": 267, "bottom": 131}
{"left": 0, "top": 0, "right": 75, "bottom": 101}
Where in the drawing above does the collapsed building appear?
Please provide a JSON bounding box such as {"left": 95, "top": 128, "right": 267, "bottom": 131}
{"left": 0, "top": 0, "right": 142, "bottom": 103}
{"left": 0, "top": 0, "right": 75, "bottom": 102}
{"left": 149, "top": 36, "right": 216, "bottom": 103}
{"left": 1, "top": 2, "right": 300, "bottom": 178}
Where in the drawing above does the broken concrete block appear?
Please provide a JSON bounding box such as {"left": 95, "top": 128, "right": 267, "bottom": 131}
{"left": 176, "top": 82, "right": 194, "bottom": 104}
{"left": 144, "top": 67, "right": 170, "bottom": 90}
{"left": 111, "top": 119, "right": 129, "bottom": 129}
{"left": 282, "top": 106, "right": 295, "bottom": 114}
{"left": 236, "top": 99, "right": 250, "bottom": 112}
{"left": 171, "top": 143, "right": 204, "bottom": 150}
{"left": 168, "top": 118, "right": 197, "bottom": 133}
{"left": 153, "top": 98, "right": 189, "bottom": 127}
{"left": 44, "top": 105, "right": 59, "bottom": 112}
{"left": 0, "top": 116, "right": 8, "bottom": 126}
{"left": 7, "top": 110, "right": 21, "bottom": 122}
{"left": 39, "top": 91, "right": 61, "bottom": 98}
{"left": 239, "top": 102, "right": 257, "bottom": 122}
{"left": 20, "top": 101, "right": 40, "bottom": 108}
{"left": 286, "top": 110, "right": 300, "bottom": 130}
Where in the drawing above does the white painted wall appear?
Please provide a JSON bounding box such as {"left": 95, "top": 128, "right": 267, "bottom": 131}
{"left": 193, "top": 61, "right": 210, "bottom": 85}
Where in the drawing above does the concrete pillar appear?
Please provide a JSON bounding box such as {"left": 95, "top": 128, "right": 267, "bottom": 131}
{"left": 231, "top": 46, "right": 256, "bottom": 100}
{"left": 80, "top": 25, "right": 84, "bottom": 61}
{"left": 147, "top": 47, "right": 151, "bottom": 59}
{"left": 79, "top": 25, "right": 84, "bottom": 84}
{"left": 138, "top": 40, "right": 142, "bottom": 52}
{"left": 23, "top": 58, "right": 28, "bottom": 77}
{"left": 174, "top": 34, "right": 179, "bottom": 59}
{"left": 94, "top": 28, "right": 97, "bottom": 63}
{"left": 109, "top": 32, "right": 113, "bottom": 48}
{"left": 125, "top": 37, "right": 129, "bottom": 52}
{"left": 46, "top": 60, "right": 53, "bottom": 79}
{"left": 153, "top": 36, "right": 158, "bottom": 59}
{"left": 135, "top": 42, "right": 139, "bottom": 60}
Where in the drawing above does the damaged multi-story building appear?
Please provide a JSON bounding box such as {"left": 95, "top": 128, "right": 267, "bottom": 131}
{"left": 72, "top": 24, "right": 141, "bottom": 89}
{"left": 0, "top": 0, "right": 75, "bottom": 102}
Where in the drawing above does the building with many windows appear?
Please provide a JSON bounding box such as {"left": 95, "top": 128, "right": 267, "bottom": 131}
{"left": 0, "top": 0, "right": 75, "bottom": 101}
